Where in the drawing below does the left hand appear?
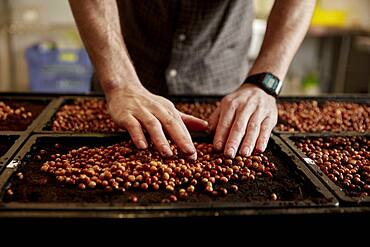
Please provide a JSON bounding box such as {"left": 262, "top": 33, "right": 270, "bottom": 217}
{"left": 208, "top": 83, "right": 278, "bottom": 158}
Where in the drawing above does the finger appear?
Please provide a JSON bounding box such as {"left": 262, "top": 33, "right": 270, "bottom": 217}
{"left": 156, "top": 109, "right": 197, "bottom": 157}
{"left": 120, "top": 115, "right": 148, "bottom": 149}
{"left": 137, "top": 111, "right": 173, "bottom": 157}
{"left": 180, "top": 112, "right": 209, "bottom": 132}
{"left": 213, "top": 98, "right": 237, "bottom": 151}
{"left": 223, "top": 103, "right": 255, "bottom": 158}
{"left": 208, "top": 107, "right": 220, "bottom": 132}
{"left": 176, "top": 112, "right": 198, "bottom": 160}
{"left": 255, "top": 117, "right": 276, "bottom": 153}
{"left": 239, "top": 107, "right": 265, "bottom": 156}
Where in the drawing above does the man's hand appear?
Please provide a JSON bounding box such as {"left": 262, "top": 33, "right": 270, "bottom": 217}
{"left": 207, "top": 0, "right": 315, "bottom": 159}
{"left": 209, "top": 83, "right": 277, "bottom": 158}
{"left": 106, "top": 86, "right": 208, "bottom": 159}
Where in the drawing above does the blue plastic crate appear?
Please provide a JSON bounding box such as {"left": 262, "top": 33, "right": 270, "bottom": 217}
{"left": 25, "top": 43, "right": 93, "bottom": 93}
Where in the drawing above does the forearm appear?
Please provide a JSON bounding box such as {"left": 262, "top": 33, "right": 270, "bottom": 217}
{"left": 249, "top": 0, "right": 316, "bottom": 80}
{"left": 68, "top": 0, "right": 141, "bottom": 93}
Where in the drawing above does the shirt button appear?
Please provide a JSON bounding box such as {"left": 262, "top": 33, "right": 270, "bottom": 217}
{"left": 178, "top": 34, "right": 186, "bottom": 42}
{"left": 169, "top": 69, "right": 177, "bottom": 77}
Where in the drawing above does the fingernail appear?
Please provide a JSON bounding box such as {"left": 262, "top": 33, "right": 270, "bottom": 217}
{"left": 186, "top": 153, "right": 197, "bottom": 161}
{"left": 241, "top": 147, "right": 250, "bottom": 157}
{"left": 225, "top": 147, "right": 235, "bottom": 159}
{"left": 214, "top": 141, "right": 223, "bottom": 151}
{"left": 184, "top": 144, "right": 196, "bottom": 154}
{"left": 161, "top": 145, "right": 173, "bottom": 157}
{"left": 256, "top": 146, "right": 265, "bottom": 154}
{"left": 137, "top": 140, "right": 147, "bottom": 149}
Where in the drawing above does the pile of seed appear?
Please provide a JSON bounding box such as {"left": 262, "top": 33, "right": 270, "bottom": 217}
{"left": 277, "top": 101, "right": 370, "bottom": 132}
{"left": 51, "top": 98, "right": 124, "bottom": 132}
{"left": 175, "top": 102, "right": 219, "bottom": 121}
{"left": 295, "top": 136, "right": 370, "bottom": 196}
{"left": 0, "top": 101, "right": 32, "bottom": 121}
{"left": 40, "top": 141, "right": 277, "bottom": 202}
{"left": 52, "top": 99, "right": 220, "bottom": 132}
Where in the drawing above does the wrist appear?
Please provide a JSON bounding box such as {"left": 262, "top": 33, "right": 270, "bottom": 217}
{"left": 248, "top": 60, "right": 286, "bottom": 81}
{"left": 100, "top": 72, "right": 144, "bottom": 94}
{"left": 103, "top": 80, "right": 147, "bottom": 102}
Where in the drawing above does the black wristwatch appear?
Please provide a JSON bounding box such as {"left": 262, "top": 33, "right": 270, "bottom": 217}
{"left": 243, "top": 72, "right": 282, "bottom": 97}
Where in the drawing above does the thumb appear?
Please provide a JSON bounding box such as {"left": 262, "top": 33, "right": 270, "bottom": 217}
{"left": 179, "top": 112, "right": 209, "bottom": 132}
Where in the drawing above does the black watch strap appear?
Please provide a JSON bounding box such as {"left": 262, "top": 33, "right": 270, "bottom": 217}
{"left": 243, "top": 72, "right": 282, "bottom": 97}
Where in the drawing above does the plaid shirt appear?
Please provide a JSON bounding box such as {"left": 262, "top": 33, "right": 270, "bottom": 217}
{"left": 116, "top": 0, "right": 253, "bottom": 96}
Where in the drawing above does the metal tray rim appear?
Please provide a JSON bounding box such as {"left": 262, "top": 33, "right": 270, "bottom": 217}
{"left": 0, "top": 133, "right": 28, "bottom": 174}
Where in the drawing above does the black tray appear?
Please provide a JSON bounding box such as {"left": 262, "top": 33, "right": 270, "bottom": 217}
{"left": 15, "top": 93, "right": 370, "bottom": 136}
{"left": 0, "top": 133, "right": 338, "bottom": 219}
{"left": 34, "top": 96, "right": 111, "bottom": 134}
{"left": 274, "top": 94, "right": 370, "bottom": 134}
{"left": 0, "top": 95, "right": 57, "bottom": 134}
{"left": 0, "top": 133, "right": 28, "bottom": 174}
{"left": 34, "top": 95, "right": 223, "bottom": 134}
{"left": 281, "top": 132, "right": 370, "bottom": 205}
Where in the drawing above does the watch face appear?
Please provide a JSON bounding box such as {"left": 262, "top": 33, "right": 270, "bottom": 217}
{"left": 262, "top": 74, "right": 281, "bottom": 95}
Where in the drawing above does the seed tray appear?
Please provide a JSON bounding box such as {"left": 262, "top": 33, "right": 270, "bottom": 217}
{"left": 0, "top": 95, "right": 56, "bottom": 133}
{"left": 274, "top": 94, "right": 370, "bottom": 134}
{"left": 281, "top": 132, "right": 370, "bottom": 205}
{"left": 169, "top": 95, "right": 370, "bottom": 135}
{"left": 134, "top": 94, "right": 370, "bottom": 134}
{"left": 0, "top": 133, "right": 337, "bottom": 219}
{"left": 9, "top": 94, "right": 370, "bottom": 134}
{"left": 35, "top": 96, "right": 115, "bottom": 134}
{"left": 34, "top": 95, "right": 223, "bottom": 134}
{"left": 0, "top": 133, "right": 28, "bottom": 174}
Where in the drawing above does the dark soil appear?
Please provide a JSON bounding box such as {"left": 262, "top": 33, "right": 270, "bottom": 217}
{"left": 0, "top": 99, "right": 48, "bottom": 131}
{"left": 3, "top": 136, "right": 329, "bottom": 206}
{"left": 0, "top": 136, "right": 17, "bottom": 158}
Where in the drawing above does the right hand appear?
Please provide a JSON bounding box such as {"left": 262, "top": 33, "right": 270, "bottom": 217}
{"left": 106, "top": 86, "right": 209, "bottom": 160}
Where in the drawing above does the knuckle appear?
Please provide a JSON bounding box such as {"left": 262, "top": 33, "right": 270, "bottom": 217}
{"left": 162, "top": 117, "right": 177, "bottom": 128}
{"left": 260, "top": 126, "right": 270, "bottom": 134}
{"left": 248, "top": 122, "right": 258, "bottom": 130}
{"left": 222, "top": 96, "right": 237, "bottom": 108}
{"left": 153, "top": 139, "right": 168, "bottom": 148}
{"left": 166, "top": 101, "right": 176, "bottom": 110}
{"left": 221, "top": 95, "right": 232, "bottom": 104}
{"left": 110, "top": 112, "right": 129, "bottom": 123}
{"left": 229, "top": 100, "right": 238, "bottom": 110}
{"left": 130, "top": 134, "right": 142, "bottom": 141}
{"left": 219, "top": 120, "right": 232, "bottom": 129}
{"left": 150, "top": 132, "right": 166, "bottom": 144}
{"left": 260, "top": 123, "right": 270, "bottom": 132}
{"left": 124, "top": 121, "right": 138, "bottom": 130}
{"left": 233, "top": 120, "right": 246, "bottom": 133}
{"left": 143, "top": 117, "right": 160, "bottom": 128}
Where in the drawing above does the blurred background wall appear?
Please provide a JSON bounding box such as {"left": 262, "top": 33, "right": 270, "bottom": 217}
{"left": 0, "top": 0, "right": 369, "bottom": 94}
